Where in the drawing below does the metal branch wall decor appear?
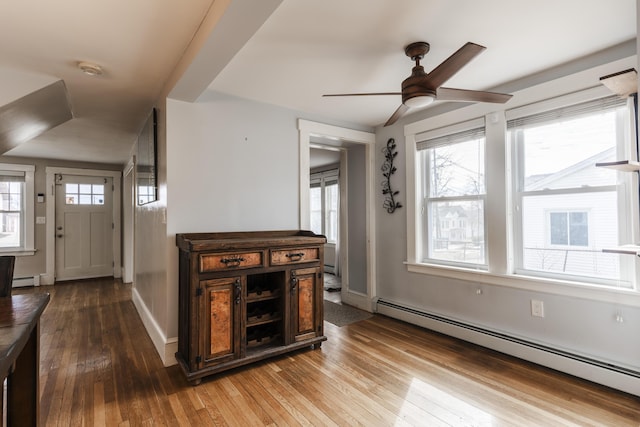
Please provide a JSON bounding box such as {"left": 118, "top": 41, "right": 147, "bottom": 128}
{"left": 381, "top": 138, "right": 402, "bottom": 213}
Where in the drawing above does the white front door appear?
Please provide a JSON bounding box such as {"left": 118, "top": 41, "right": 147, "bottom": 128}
{"left": 55, "top": 174, "right": 114, "bottom": 281}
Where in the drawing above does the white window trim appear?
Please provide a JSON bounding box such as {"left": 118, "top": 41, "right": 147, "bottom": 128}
{"left": 404, "top": 85, "right": 640, "bottom": 307}
{"left": 0, "top": 163, "right": 35, "bottom": 256}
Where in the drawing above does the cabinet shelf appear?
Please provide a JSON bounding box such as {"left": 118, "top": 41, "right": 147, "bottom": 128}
{"left": 247, "top": 315, "right": 282, "bottom": 326}
{"left": 594, "top": 160, "right": 640, "bottom": 172}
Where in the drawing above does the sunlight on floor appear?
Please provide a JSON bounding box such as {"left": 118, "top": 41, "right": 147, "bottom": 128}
{"left": 395, "top": 377, "right": 494, "bottom": 426}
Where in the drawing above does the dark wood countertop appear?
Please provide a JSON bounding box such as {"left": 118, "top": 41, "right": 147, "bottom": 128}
{"left": 0, "top": 293, "right": 50, "bottom": 378}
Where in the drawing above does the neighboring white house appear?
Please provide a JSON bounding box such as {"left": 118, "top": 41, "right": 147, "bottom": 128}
{"left": 520, "top": 147, "right": 622, "bottom": 281}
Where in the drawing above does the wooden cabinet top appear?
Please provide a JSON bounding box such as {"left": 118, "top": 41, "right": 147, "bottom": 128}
{"left": 176, "top": 230, "right": 326, "bottom": 252}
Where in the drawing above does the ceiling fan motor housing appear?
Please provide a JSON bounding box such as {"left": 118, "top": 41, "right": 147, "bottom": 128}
{"left": 402, "top": 66, "right": 436, "bottom": 105}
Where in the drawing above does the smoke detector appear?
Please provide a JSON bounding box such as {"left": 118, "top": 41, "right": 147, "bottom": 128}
{"left": 77, "top": 61, "right": 103, "bottom": 76}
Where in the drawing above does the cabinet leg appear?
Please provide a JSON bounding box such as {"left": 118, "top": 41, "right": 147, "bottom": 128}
{"left": 189, "top": 378, "right": 202, "bottom": 386}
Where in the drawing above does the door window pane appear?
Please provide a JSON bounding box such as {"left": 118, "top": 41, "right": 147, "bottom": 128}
{"left": 66, "top": 183, "right": 106, "bottom": 205}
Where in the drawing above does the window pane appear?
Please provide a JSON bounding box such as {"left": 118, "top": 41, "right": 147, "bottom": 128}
{"left": 93, "top": 184, "right": 104, "bottom": 195}
{"left": 79, "top": 194, "right": 92, "bottom": 205}
{"left": 522, "top": 193, "right": 618, "bottom": 280}
{"left": 92, "top": 195, "right": 105, "bottom": 205}
{"left": 569, "top": 212, "right": 588, "bottom": 246}
{"left": 428, "top": 200, "right": 485, "bottom": 264}
{"left": 549, "top": 212, "right": 568, "bottom": 245}
{"left": 8, "top": 182, "right": 20, "bottom": 193}
{"left": 429, "top": 138, "right": 485, "bottom": 198}
{"left": 9, "top": 194, "right": 20, "bottom": 211}
{"left": 325, "top": 182, "right": 338, "bottom": 243}
{"left": 0, "top": 212, "right": 20, "bottom": 248}
{"left": 309, "top": 186, "right": 322, "bottom": 235}
{"left": 519, "top": 111, "right": 618, "bottom": 191}
{"left": 66, "top": 183, "right": 78, "bottom": 193}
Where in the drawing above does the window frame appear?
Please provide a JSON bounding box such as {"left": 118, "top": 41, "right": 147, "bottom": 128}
{"left": 404, "top": 85, "right": 640, "bottom": 306}
{"left": 509, "top": 94, "right": 633, "bottom": 287}
{"left": 419, "top": 123, "right": 488, "bottom": 268}
{"left": 0, "top": 163, "right": 35, "bottom": 255}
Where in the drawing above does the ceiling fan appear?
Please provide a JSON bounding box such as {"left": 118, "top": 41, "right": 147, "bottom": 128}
{"left": 323, "top": 41, "right": 513, "bottom": 126}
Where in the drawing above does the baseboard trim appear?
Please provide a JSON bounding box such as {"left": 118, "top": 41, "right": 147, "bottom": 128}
{"left": 376, "top": 298, "right": 640, "bottom": 396}
{"left": 341, "top": 289, "right": 371, "bottom": 312}
{"left": 131, "top": 287, "right": 178, "bottom": 367}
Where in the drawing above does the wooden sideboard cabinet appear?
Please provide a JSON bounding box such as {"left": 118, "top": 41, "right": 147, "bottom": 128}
{"left": 175, "top": 230, "right": 327, "bottom": 384}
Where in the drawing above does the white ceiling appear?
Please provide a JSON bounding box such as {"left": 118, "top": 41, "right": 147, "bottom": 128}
{"left": 0, "top": 0, "right": 636, "bottom": 165}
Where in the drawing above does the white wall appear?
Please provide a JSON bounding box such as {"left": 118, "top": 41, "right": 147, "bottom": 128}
{"left": 346, "top": 144, "right": 368, "bottom": 294}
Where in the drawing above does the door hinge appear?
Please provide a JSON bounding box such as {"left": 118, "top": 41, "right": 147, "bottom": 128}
{"left": 112, "top": 223, "right": 114, "bottom": 229}
{"left": 195, "top": 355, "right": 202, "bottom": 364}
{"left": 196, "top": 287, "right": 203, "bottom": 297}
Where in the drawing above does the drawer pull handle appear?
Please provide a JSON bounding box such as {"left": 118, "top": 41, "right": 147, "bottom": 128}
{"left": 221, "top": 257, "right": 245, "bottom": 267}
{"left": 285, "top": 252, "right": 304, "bottom": 261}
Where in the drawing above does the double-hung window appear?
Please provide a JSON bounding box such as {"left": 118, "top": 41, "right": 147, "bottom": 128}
{"left": 417, "top": 120, "right": 487, "bottom": 267}
{"left": 508, "top": 95, "right": 632, "bottom": 286}
{"left": 0, "top": 163, "right": 35, "bottom": 254}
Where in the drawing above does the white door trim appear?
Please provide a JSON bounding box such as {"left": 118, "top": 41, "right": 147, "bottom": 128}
{"left": 298, "top": 119, "right": 377, "bottom": 311}
{"left": 122, "top": 158, "right": 135, "bottom": 283}
{"left": 43, "top": 167, "right": 122, "bottom": 285}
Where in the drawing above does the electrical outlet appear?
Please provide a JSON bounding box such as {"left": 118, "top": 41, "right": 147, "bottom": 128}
{"left": 531, "top": 300, "right": 545, "bottom": 318}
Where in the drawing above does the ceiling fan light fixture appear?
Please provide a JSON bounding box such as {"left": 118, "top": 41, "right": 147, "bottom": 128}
{"left": 404, "top": 94, "right": 435, "bottom": 108}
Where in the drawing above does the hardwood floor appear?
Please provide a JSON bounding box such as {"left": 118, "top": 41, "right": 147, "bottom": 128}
{"left": 15, "top": 278, "right": 640, "bottom": 426}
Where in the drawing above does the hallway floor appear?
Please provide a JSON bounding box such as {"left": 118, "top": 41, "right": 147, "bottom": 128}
{"left": 323, "top": 273, "right": 341, "bottom": 304}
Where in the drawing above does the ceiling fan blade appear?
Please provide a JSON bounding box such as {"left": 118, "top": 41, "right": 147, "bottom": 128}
{"left": 323, "top": 92, "right": 401, "bottom": 97}
{"left": 437, "top": 87, "right": 512, "bottom": 103}
{"left": 384, "top": 104, "right": 409, "bottom": 127}
{"left": 427, "top": 42, "right": 486, "bottom": 88}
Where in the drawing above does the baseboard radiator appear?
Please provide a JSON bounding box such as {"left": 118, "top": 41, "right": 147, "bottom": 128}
{"left": 376, "top": 299, "right": 640, "bottom": 394}
{"left": 12, "top": 276, "right": 40, "bottom": 288}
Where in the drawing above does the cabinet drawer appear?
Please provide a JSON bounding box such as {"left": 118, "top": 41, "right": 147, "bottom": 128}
{"left": 199, "top": 251, "right": 263, "bottom": 272}
{"left": 270, "top": 247, "right": 319, "bottom": 265}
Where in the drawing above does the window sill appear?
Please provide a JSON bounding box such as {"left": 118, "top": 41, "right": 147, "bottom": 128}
{"left": 405, "top": 261, "right": 640, "bottom": 307}
{"left": 0, "top": 249, "right": 36, "bottom": 257}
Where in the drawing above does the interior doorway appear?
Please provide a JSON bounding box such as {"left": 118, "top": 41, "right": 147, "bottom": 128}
{"left": 310, "top": 146, "right": 343, "bottom": 303}
{"left": 298, "top": 119, "right": 376, "bottom": 312}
